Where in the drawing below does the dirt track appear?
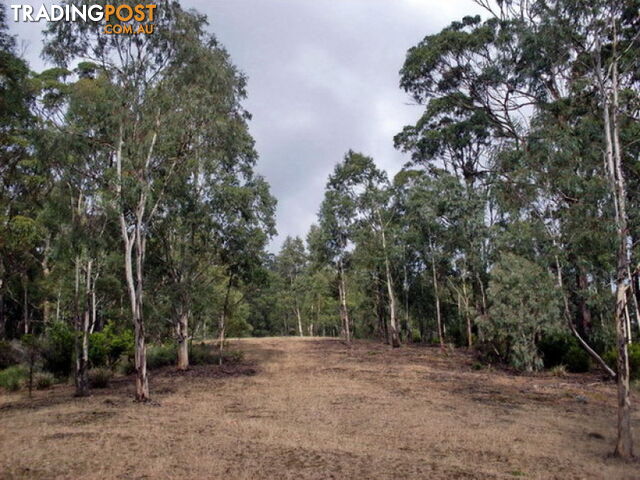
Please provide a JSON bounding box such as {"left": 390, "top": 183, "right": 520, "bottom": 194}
{"left": 0, "top": 337, "right": 638, "bottom": 479}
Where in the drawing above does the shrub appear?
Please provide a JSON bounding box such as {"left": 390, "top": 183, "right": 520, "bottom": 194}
{"left": 34, "top": 372, "right": 54, "bottom": 390}
{"left": 604, "top": 343, "right": 640, "bottom": 380}
{"left": 563, "top": 346, "right": 590, "bottom": 373}
{"left": 88, "top": 368, "right": 112, "bottom": 388}
{"left": 41, "top": 321, "right": 74, "bottom": 378}
{"left": 485, "top": 253, "right": 562, "bottom": 372}
{"left": 89, "top": 322, "right": 134, "bottom": 370}
{"left": 411, "top": 329, "right": 422, "bottom": 343}
{"left": 146, "top": 344, "right": 177, "bottom": 369}
{"left": 0, "top": 365, "right": 28, "bottom": 391}
{"left": 0, "top": 340, "right": 22, "bottom": 369}
{"left": 539, "top": 332, "right": 574, "bottom": 368}
{"left": 549, "top": 365, "right": 568, "bottom": 377}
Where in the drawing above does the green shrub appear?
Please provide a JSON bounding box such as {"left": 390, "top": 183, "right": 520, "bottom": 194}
{"left": 88, "top": 368, "right": 112, "bottom": 388}
{"left": 539, "top": 332, "right": 574, "bottom": 368}
{"left": 0, "top": 340, "right": 22, "bottom": 369}
{"left": 563, "top": 345, "right": 590, "bottom": 373}
{"left": 0, "top": 365, "right": 28, "bottom": 391}
{"left": 485, "top": 253, "right": 561, "bottom": 372}
{"left": 89, "top": 322, "right": 134, "bottom": 370}
{"left": 41, "top": 321, "right": 74, "bottom": 378}
{"left": 146, "top": 344, "right": 177, "bottom": 369}
{"left": 34, "top": 372, "right": 54, "bottom": 390}
{"left": 604, "top": 343, "right": 640, "bottom": 380}
{"left": 411, "top": 329, "right": 422, "bottom": 343}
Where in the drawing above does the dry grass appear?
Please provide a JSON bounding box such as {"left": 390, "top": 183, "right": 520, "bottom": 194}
{"left": 0, "top": 337, "right": 638, "bottom": 479}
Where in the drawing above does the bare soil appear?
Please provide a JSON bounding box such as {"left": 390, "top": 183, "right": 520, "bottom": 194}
{"left": 1, "top": 337, "right": 638, "bottom": 479}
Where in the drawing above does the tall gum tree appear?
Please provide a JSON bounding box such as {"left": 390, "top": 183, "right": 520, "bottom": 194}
{"left": 43, "top": 0, "right": 240, "bottom": 400}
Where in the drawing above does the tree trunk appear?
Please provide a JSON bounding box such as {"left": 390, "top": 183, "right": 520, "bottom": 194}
{"left": 75, "top": 259, "right": 91, "bottom": 397}
{"left": 296, "top": 303, "right": 304, "bottom": 337}
{"left": 462, "top": 280, "right": 472, "bottom": 347}
{"left": 609, "top": 54, "right": 633, "bottom": 459}
{"left": 22, "top": 274, "right": 29, "bottom": 335}
{"left": 338, "top": 261, "right": 351, "bottom": 344}
{"left": 380, "top": 226, "right": 400, "bottom": 348}
{"left": 431, "top": 256, "right": 444, "bottom": 348}
{"left": 577, "top": 267, "right": 593, "bottom": 335}
{"left": 116, "top": 130, "right": 150, "bottom": 402}
{"left": 219, "top": 275, "right": 233, "bottom": 365}
{"left": 176, "top": 309, "right": 189, "bottom": 370}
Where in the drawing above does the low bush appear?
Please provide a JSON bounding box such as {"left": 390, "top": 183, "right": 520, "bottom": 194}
{"left": 142, "top": 342, "right": 244, "bottom": 370}
{"left": 539, "top": 332, "right": 573, "bottom": 368}
{"left": 34, "top": 372, "right": 54, "bottom": 390}
{"left": 563, "top": 345, "right": 590, "bottom": 373}
{"left": 549, "top": 365, "right": 568, "bottom": 377}
{"left": 603, "top": 343, "right": 640, "bottom": 380}
{"left": 539, "top": 331, "right": 591, "bottom": 373}
{"left": 0, "top": 365, "right": 28, "bottom": 391}
{"left": 41, "top": 321, "right": 74, "bottom": 378}
{"left": 88, "top": 368, "right": 112, "bottom": 388}
{"left": 411, "top": 329, "right": 422, "bottom": 343}
{"left": 89, "top": 322, "right": 134, "bottom": 370}
{"left": 146, "top": 344, "right": 177, "bottom": 369}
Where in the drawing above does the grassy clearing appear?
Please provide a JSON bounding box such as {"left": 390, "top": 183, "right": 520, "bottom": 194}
{"left": 0, "top": 337, "right": 638, "bottom": 479}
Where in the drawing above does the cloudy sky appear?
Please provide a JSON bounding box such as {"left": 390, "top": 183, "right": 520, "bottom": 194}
{"left": 8, "top": 0, "right": 484, "bottom": 252}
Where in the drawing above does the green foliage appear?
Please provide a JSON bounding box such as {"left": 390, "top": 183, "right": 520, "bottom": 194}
{"left": 34, "top": 372, "right": 54, "bottom": 390}
{"left": 88, "top": 368, "right": 112, "bottom": 389}
{"left": 41, "top": 321, "right": 74, "bottom": 378}
{"left": 539, "top": 331, "right": 590, "bottom": 373}
{"left": 539, "top": 331, "right": 574, "bottom": 368}
{"left": 89, "top": 323, "right": 134, "bottom": 370}
{"left": 411, "top": 328, "right": 422, "bottom": 343}
{"left": 146, "top": 344, "right": 177, "bottom": 369}
{"left": 603, "top": 344, "right": 640, "bottom": 381}
{"left": 484, "top": 254, "right": 561, "bottom": 372}
{"left": 563, "top": 346, "right": 591, "bottom": 373}
{"left": 0, "top": 365, "right": 28, "bottom": 391}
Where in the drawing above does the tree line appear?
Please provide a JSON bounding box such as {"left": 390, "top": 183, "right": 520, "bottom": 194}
{"left": 254, "top": 0, "right": 639, "bottom": 458}
{"left": 0, "top": 0, "right": 638, "bottom": 459}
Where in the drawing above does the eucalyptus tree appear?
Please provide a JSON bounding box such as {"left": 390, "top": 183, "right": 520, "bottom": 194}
{"left": 0, "top": 4, "right": 41, "bottom": 338}
{"left": 348, "top": 153, "right": 403, "bottom": 347}
{"left": 148, "top": 33, "right": 275, "bottom": 369}
{"left": 276, "top": 237, "right": 308, "bottom": 337}
{"left": 316, "top": 157, "right": 361, "bottom": 343}
{"left": 43, "top": 0, "right": 258, "bottom": 400}
{"left": 398, "top": 0, "right": 638, "bottom": 456}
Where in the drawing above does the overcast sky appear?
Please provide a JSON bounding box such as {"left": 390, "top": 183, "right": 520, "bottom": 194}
{"left": 8, "top": 0, "right": 484, "bottom": 252}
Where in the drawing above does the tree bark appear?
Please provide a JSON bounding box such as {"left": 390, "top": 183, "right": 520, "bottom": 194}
{"left": 431, "top": 256, "right": 445, "bottom": 348}
{"left": 338, "top": 261, "right": 351, "bottom": 344}
{"left": 295, "top": 302, "right": 304, "bottom": 337}
{"left": 116, "top": 131, "right": 150, "bottom": 402}
{"left": 74, "top": 258, "right": 91, "bottom": 397}
{"left": 609, "top": 52, "right": 633, "bottom": 459}
{"left": 576, "top": 267, "right": 593, "bottom": 335}
{"left": 176, "top": 309, "right": 189, "bottom": 370}
{"left": 380, "top": 224, "right": 400, "bottom": 348}
{"left": 219, "top": 274, "right": 233, "bottom": 365}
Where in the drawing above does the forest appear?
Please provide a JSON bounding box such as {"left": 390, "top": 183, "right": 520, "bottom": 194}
{"left": 1, "top": 0, "right": 639, "bottom": 476}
